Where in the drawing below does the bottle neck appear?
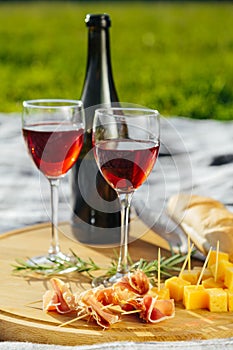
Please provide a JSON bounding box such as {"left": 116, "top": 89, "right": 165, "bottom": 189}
{"left": 87, "top": 27, "right": 113, "bottom": 104}
{"left": 81, "top": 25, "right": 118, "bottom": 111}
{"left": 87, "top": 27, "right": 111, "bottom": 68}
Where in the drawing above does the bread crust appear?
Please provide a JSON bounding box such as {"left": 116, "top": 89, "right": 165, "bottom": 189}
{"left": 167, "top": 193, "right": 233, "bottom": 261}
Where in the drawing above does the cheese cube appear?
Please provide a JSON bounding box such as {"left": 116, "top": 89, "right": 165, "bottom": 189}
{"left": 209, "top": 260, "right": 233, "bottom": 282}
{"left": 207, "top": 250, "right": 229, "bottom": 268}
{"left": 227, "top": 290, "right": 233, "bottom": 311}
{"left": 202, "top": 277, "right": 225, "bottom": 289}
{"left": 224, "top": 267, "right": 233, "bottom": 290}
{"left": 183, "top": 285, "right": 208, "bottom": 310}
{"left": 148, "top": 286, "right": 170, "bottom": 300}
{"left": 180, "top": 269, "right": 200, "bottom": 285}
{"left": 165, "top": 276, "right": 190, "bottom": 302}
{"left": 206, "top": 288, "right": 227, "bottom": 312}
{"left": 193, "top": 266, "right": 212, "bottom": 281}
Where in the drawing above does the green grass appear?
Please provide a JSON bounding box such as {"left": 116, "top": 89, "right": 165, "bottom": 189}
{"left": 0, "top": 1, "right": 232, "bottom": 119}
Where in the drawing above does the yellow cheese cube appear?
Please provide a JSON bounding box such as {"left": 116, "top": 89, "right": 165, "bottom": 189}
{"left": 209, "top": 260, "right": 233, "bottom": 282}
{"left": 165, "top": 276, "right": 190, "bottom": 302}
{"left": 193, "top": 266, "right": 212, "bottom": 281}
{"left": 180, "top": 269, "right": 200, "bottom": 285}
{"left": 224, "top": 267, "right": 233, "bottom": 290}
{"left": 227, "top": 290, "right": 233, "bottom": 311}
{"left": 148, "top": 286, "right": 170, "bottom": 300}
{"left": 183, "top": 285, "right": 208, "bottom": 310}
{"left": 207, "top": 250, "right": 229, "bottom": 268}
{"left": 202, "top": 277, "right": 225, "bottom": 289}
{"left": 206, "top": 288, "right": 227, "bottom": 312}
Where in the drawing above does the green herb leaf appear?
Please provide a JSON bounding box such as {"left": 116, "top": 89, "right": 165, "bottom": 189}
{"left": 12, "top": 248, "right": 195, "bottom": 282}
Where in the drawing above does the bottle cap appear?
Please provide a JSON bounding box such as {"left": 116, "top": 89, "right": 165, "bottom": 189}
{"left": 85, "top": 14, "right": 111, "bottom": 28}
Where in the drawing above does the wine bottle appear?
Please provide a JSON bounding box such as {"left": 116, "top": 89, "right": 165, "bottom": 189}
{"left": 71, "top": 14, "right": 121, "bottom": 245}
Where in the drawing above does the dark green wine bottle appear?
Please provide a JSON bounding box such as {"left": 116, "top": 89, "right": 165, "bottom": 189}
{"left": 71, "top": 14, "right": 121, "bottom": 245}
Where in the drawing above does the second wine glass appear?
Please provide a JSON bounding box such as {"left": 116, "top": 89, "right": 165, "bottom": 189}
{"left": 92, "top": 107, "right": 160, "bottom": 286}
{"left": 22, "top": 99, "right": 85, "bottom": 264}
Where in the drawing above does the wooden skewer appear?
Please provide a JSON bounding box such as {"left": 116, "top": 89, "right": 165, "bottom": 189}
{"left": 196, "top": 247, "right": 212, "bottom": 287}
{"left": 24, "top": 299, "right": 42, "bottom": 306}
{"left": 188, "top": 235, "right": 191, "bottom": 271}
{"left": 158, "top": 247, "right": 161, "bottom": 292}
{"left": 121, "top": 309, "right": 141, "bottom": 315}
{"left": 58, "top": 313, "right": 89, "bottom": 327}
{"left": 214, "top": 240, "right": 220, "bottom": 282}
{"left": 179, "top": 243, "right": 194, "bottom": 278}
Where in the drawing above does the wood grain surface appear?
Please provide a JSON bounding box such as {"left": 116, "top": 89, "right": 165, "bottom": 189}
{"left": 1, "top": 220, "right": 233, "bottom": 346}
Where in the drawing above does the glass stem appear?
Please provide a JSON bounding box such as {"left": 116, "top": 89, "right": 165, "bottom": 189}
{"left": 48, "top": 178, "right": 60, "bottom": 256}
{"left": 117, "top": 192, "right": 133, "bottom": 274}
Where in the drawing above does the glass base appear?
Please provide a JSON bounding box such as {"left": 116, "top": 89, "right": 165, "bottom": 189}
{"left": 26, "top": 251, "right": 72, "bottom": 266}
{"left": 91, "top": 272, "right": 127, "bottom": 288}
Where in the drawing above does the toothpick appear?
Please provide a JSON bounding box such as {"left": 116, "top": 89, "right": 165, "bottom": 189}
{"left": 196, "top": 247, "right": 212, "bottom": 287}
{"left": 121, "top": 309, "right": 141, "bottom": 315}
{"left": 158, "top": 247, "right": 161, "bottom": 292}
{"left": 24, "top": 299, "right": 42, "bottom": 306}
{"left": 179, "top": 243, "right": 194, "bottom": 278}
{"left": 58, "top": 313, "right": 88, "bottom": 327}
{"left": 188, "top": 235, "right": 191, "bottom": 271}
{"left": 214, "top": 240, "right": 220, "bottom": 282}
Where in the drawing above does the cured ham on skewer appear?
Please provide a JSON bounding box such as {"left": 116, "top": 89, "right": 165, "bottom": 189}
{"left": 140, "top": 295, "right": 175, "bottom": 323}
{"left": 42, "top": 270, "right": 175, "bottom": 329}
{"left": 43, "top": 278, "right": 76, "bottom": 314}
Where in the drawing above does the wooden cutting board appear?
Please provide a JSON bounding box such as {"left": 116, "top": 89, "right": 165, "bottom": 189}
{"left": 1, "top": 220, "right": 233, "bottom": 346}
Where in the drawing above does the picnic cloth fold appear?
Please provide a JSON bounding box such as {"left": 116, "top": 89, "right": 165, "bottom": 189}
{"left": 1, "top": 339, "right": 233, "bottom": 350}
{"left": 1, "top": 113, "right": 233, "bottom": 348}
{"left": 132, "top": 116, "right": 233, "bottom": 254}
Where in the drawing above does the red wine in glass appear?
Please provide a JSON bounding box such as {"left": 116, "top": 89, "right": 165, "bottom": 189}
{"left": 95, "top": 139, "right": 160, "bottom": 193}
{"left": 22, "top": 99, "right": 84, "bottom": 265}
{"left": 92, "top": 107, "right": 160, "bottom": 287}
{"left": 23, "top": 122, "right": 84, "bottom": 178}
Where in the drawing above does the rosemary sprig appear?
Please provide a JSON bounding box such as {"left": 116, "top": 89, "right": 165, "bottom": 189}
{"left": 12, "top": 248, "right": 194, "bottom": 281}
{"left": 130, "top": 253, "right": 188, "bottom": 278}
{"left": 12, "top": 250, "right": 100, "bottom": 278}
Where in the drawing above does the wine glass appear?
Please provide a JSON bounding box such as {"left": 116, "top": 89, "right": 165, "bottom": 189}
{"left": 92, "top": 107, "right": 160, "bottom": 286}
{"left": 22, "top": 99, "right": 85, "bottom": 264}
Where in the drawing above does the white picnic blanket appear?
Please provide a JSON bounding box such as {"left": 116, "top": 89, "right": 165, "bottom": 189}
{"left": 1, "top": 339, "right": 233, "bottom": 350}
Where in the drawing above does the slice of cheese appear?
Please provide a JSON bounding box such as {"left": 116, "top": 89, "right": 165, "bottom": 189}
{"left": 206, "top": 288, "right": 227, "bottom": 312}
{"left": 202, "top": 277, "right": 225, "bottom": 289}
{"left": 180, "top": 269, "right": 200, "bottom": 285}
{"left": 183, "top": 285, "right": 208, "bottom": 310}
{"left": 148, "top": 286, "right": 170, "bottom": 300}
{"left": 193, "top": 266, "right": 212, "bottom": 281}
{"left": 165, "top": 276, "right": 190, "bottom": 302}
{"left": 224, "top": 267, "right": 233, "bottom": 291}
{"left": 227, "top": 290, "right": 233, "bottom": 311}
{"left": 209, "top": 260, "right": 233, "bottom": 282}
{"left": 207, "top": 250, "right": 229, "bottom": 268}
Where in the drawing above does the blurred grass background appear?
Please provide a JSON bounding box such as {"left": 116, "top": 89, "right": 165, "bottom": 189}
{"left": 0, "top": 1, "right": 232, "bottom": 119}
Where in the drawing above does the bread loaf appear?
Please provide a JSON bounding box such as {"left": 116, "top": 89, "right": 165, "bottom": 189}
{"left": 167, "top": 193, "right": 233, "bottom": 261}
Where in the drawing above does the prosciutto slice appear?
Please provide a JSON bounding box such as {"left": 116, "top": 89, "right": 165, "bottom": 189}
{"left": 42, "top": 270, "right": 175, "bottom": 328}
{"left": 78, "top": 289, "right": 120, "bottom": 329}
{"left": 43, "top": 278, "right": 76, "bottom": 314}
{"left": 140, "top": 295, "right": 175, "bottom": 323}
{"left": 115, "top": 270, "right": 150, "bottom": 295}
